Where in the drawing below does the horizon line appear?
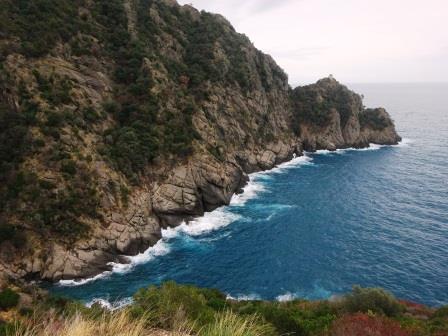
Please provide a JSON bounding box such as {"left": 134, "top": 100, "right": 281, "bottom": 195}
{"left": 291, "top": 81, "right": 448, "bottom": 86}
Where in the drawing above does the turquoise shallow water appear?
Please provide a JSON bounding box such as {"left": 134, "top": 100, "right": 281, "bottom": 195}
{"left": 51, "top": 83, "right": 448, "bottom": 307}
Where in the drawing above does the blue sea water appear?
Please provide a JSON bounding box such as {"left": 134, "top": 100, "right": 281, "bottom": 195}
{"left": 51, "top": 83, "right": 448, "bottom": 307}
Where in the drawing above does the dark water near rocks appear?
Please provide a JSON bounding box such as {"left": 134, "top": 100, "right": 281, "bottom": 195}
{"left": 52, "top": 83, "right": 448, "bottom": 307}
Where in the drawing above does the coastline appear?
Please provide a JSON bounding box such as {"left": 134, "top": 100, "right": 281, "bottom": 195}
{"left": 56, "top": 140, "right": 410, "bottom": 296}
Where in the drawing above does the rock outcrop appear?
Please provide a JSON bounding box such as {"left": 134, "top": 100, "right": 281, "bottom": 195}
{"left": 292, "top": 77, "right": 401, "bottom": 151}
{"left": 0, "top": 0, "right": 400, "bottom": 283}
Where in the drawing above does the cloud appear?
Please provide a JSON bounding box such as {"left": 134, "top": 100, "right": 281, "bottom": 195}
{"left": 271, "top": 46, "right": 330, "bottom": 61}
{"left": 178, "top": 0, "right": 448, "bottom": 83}
{"left": 247, "top": 0, "right": 294, "bottom": 14}
{"left": 179, "top": 0, "right": 294, "bottom": 21}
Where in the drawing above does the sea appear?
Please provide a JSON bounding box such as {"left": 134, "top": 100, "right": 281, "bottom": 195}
{"left": 51, "top": 83, "right": 448, "bottom": 308}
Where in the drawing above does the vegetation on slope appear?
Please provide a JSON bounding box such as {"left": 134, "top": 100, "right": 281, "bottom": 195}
{"left": 291, "top": 79, "right": 362, "bottom": 130}
{"left": 290, "top": 77, "right": 393, "bottom": 134}
{"left": 0, "top": 283, "right": 447, "bottom": 336}
{"left": 0, "top": 63, "right": 103, "bottom": 243}
{"left": 0, "top": 0, "right": 289, "bottom": 247}
{"left": 360, "top": 108, "right": 393, "bottom": 130}
{"left": 0, "top": 0, "right": 292, "bottom": 249}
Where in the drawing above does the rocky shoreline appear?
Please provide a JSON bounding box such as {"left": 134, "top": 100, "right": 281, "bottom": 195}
{"left": 0, "top": 85, "right": 401, "bottom": 284}
{"left": 0, "top": 0, "right": 401, "bottom": 285}
{"left": 0, "top": 78, "right": 401, "bottom": 285}
{"left": 64, "top": 140, "right": 406, "bottom": 285}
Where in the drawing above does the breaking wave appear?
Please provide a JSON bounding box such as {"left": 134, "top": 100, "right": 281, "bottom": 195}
{"left": 226, "top": 293, "right": 261, "bottom": 301}
{"left": 59, "top": 272, "right": 113, "bottom": 287}
{"left": 86, "top": 297, "right": 134, "bottom": 311}
{"left": 59, "top": 141, "right": 407, "bottom": 289}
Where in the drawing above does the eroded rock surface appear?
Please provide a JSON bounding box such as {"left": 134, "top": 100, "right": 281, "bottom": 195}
{"left": 0, "top": 1, "right": 400, "bottom": 283}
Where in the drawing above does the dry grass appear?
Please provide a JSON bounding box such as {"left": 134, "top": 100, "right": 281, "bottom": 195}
{"left": 9, "top": 309, "right": 186, "bottom": 336}
{"left": 5, "top": 308, "right": 272, "bottom": 336}
{"left": 199, "top": 311, "right": 274, "bottom": 336}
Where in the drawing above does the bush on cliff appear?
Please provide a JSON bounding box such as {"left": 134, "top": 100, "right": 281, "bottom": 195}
{"left": 233, "top": 300, "right": 337, "bottom": 335}
{"left": 0, "top": 288, "right": 19, "bottom": 310}
{"left": 2, "top": 283, "right": 448, "bottom": 336}
{"left": 341, "top": 285, "right": 404, "bottom": 317}
{"left": 0, "top": 224, "right": 26, "bottom": 248}
{"left": 131, "top": 282, "right": 338, "bottom": 335}
{"left": 132, "top": 281, "right": 227, "bottom": 330}
{"left": 291, "top": 87, "right": 333, "bottom": 128}
{"left": 0, "top": 0, "right": 81, "bottom": 57}
{"left": 329, "top": 313, "right": 411, "bottom": 336}
{"left": 201, "top": 310, "right": 275, "bottom": 336}
{"left": 360, "top": 109, "right": 392, "bottom": 130}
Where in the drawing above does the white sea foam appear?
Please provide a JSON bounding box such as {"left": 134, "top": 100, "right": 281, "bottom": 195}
{"left": 230, "top": 177, "right": 266, "bottom": 206}
{"left": 109, "top": 238, "right": 171, "bottom": 274}
{"left": 339, "top": 144, "right": 384, "bottom": 153}
{"left": 173, "top": 208, "right": 241, "bottom": 236}
{"left": 276, "top": 283, "right": 332, "bottom": 302}
{"left": 276, "top": 292, "right": 297, "bottom": 302}
{"left": 226, "top": 293, "right": 261, "bottom": 301}
{"left": 60, "top": 141, "right": 406, "bottom": 288}
{"left": 314, "top": 149, "right": 333, "bottom": 155}
{"left": 230, "top": 155, "right": 313, "bottom": 206}
{"left": 59, "top": 272, "right": 113, "bottom": 287}
{"left": 313, "top": 139, "right": 412, "bottom": 156}
{"left": 58, "top": 239, "right": 172, "bottom": 287}
{"left": 267, "top": 155, "right": 314, "bottom": 173}
{"left": 86, "top": 297, "right": 134, "bottom": 311}
{"left": 60, "top": 210, "right": 241, "bottom": 288}
{"left": 314, "top": 144, "right": 384, "bottom": 156}
{"left": 396, "top": 138, "right": 413, "bottom": 147}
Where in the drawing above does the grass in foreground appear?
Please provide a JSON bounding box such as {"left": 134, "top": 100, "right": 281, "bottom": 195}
{"left": 0, "top": 283, "right": 448, "bottom": 336}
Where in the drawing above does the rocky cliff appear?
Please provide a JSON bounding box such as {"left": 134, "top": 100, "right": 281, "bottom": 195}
{"left": 292, "top": 78, "right": 401, "bottom": 151}
{"left": 0, "top": 0, "right": 400, "bottom": 283}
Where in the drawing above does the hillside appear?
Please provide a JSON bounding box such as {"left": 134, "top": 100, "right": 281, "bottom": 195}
{"left": 0, "top": 0, "right": 400, "bottom": 283}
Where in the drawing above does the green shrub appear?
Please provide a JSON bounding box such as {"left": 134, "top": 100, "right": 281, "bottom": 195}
{"left": 0, "top": 321, "right": 15, "bottom": 336}
{"left": 132, "top": 282, "right": 225, "bottom": 330}
{"left": 0, "top": 224, "right": 26, "bottom": 248}
{"left": 0, "top": 224, "right": 15, "bottom": 244}
{"left": 39, "top": 179, "right": 55, "bottom": 190}
{"left": 102, "top": 100, "right": 120, "bottom": 115}
{"left": 360, "top": 109, "right": 391, "bottom": 130}
{"left": 433, "top": 306, "right": 448, "bottom": 318}
{"left": 0, "top": 101, "right": 30, "bottom": 188}
{"left": 342, "top": 286, "right": 404, "bottom": 317}
{"left": 17, "top": 166, "right": 100, "bottom": 241}
{"left": 0, "top": 288, "right": 20, "bottom": 310}
{"left": 33, "top": 71, "right": 72, "bottom": 106}
{"left": 33, "top": 138, "right": 45, "bottom": 148}
{"left": 235, "top": 302, "right": 304, "bottom": 335}
{"left": 120, "top": 185, "right": 130, "bottom": 207}
{"left": 46, "top": 111, "right": 63, "bottom": 127}
{"left": 292, "top": 87, "right": 332, "bottom": 128}
{"left": 291, "top": 81, "right": 363, "bottom": 131}
{"left": 234, "top": 300, "right": 337, "bottom": 335}
{"left": 82, "top": 106, "right": 101, "bottom": 123}
{"left": 200, "top": 310, "right": 275, "bottom": 336}
{"left": 1, "top": 0, "right": 84, "bottom": 57}
{"left": 61, "top": 159, "right": 77, "bottom": 175}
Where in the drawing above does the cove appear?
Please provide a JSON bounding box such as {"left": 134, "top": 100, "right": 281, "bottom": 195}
{"left": 51, "top": 84, "right": 448, "bottom": 308}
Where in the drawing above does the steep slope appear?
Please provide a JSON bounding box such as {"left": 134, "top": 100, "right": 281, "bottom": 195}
{"left": 0, "top": 0, "right": 400, "bottom": 282}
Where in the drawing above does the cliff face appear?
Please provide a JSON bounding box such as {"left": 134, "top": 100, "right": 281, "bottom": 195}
{"left": 291, "top": 77, "right": 401, "bottom": 151}
{"left": 0, "top": 0, "right": 400, "bottom": 283}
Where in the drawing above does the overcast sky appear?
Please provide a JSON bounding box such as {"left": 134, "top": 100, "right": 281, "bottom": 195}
{"left": 177, "top": 0, "right": 448, "bottom": 85}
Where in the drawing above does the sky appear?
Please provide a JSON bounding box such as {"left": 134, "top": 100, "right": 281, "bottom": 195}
{"left": 177, "top": 0, "right": 448, "bottom": 85}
